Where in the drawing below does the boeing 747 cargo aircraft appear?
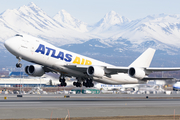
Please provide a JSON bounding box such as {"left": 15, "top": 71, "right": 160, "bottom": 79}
{"left": 4, "top": 34, "right": 180, "bottom": 87}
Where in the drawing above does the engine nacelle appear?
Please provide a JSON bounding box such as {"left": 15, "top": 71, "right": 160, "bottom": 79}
{"left": 128, "top": 67, "right": 145, "bottom": 79}
{"left": 25, "top": 65, "right": 45, "bottom": 77}
{"left": 87, "top": 66, "right": 104, "bottom": 77}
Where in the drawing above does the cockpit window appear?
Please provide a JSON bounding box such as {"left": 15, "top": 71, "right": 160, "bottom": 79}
{"left": 15, "top": 34, "right": 23, "bottom": 37}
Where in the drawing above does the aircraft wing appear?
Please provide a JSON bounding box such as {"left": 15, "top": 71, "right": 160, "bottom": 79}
{"left": 64, "top": 65, "right": 180, "bottom": 75}
{"left": 141, "top": 67, "right": 180, "bottom": 81}
{"left": 146, "top": 67, "right": 180, "bottom": 72}
{"left": 64, "top": 64, "right": 129, "bottom": 74}
{"left": 64, "top": 64, "right": 89, "bottom": 72}
{"left": 104, "top": 67, "right": 180, "bottom": 75}
{"left": 105, "top": 66, "right": 129, "bottom": 74}
{"left": 142, "top": 77, "right": 174, "bottom": 80}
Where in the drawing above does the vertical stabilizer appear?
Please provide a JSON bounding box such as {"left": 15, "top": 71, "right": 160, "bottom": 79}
{"left": 129, "top": 48, "right": 156, "bottom": 68}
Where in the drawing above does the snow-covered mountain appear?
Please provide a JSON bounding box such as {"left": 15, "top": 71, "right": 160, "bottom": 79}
{"left": 89, "top": 11, "right": 130, "bottom": 38}
{"left": 88, "top": 13, "right": 180, "bottom": 55}
{"left": 0, "top": 2, "right": 92, "bottom": 46}
{"left": 89, "top": 13, "right": 180, "bottom": 49}
{"left": 1, "top": 2, "right": 180, "bottom": 49}
{"left": 112, "top": 14, "right": 180, "bottom": 47}
{"left": 1, "top": 2, "right": 180, "bottom": 67}
{"left": 53, "top": 10, "right": 88, "bottom": 32}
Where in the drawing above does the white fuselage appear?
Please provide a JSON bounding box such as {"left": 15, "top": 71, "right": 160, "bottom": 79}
{"left": 4, "top": 34, "right": 144, "bottom": 84}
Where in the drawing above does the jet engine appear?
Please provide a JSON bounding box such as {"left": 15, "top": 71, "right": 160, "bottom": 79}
{"left": 128, "top": 67, "right": 145, "bottom": 79}
{"left": 87, "top": 66, "right": 104, "bottom": 77}
{"left": 25, "top": 65, "right": 45, "bottom": 77}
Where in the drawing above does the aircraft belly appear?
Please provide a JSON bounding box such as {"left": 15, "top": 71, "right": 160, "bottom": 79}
{"left": 51, "top": 63, "right": 86, "bottom": 77}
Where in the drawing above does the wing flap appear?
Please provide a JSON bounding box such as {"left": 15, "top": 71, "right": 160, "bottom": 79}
{"left": 105, "top": 66, "right": 129, "bottom": 74}
{"left": 64, "top": 64, "right": 89, "bottom": 73}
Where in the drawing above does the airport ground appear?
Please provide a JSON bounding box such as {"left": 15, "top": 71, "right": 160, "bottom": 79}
{"left": 0, "top": 94, "right": 180, "bottom": 119}
{"left": 1, "top": 115, "right": 180, "bottom": 120}
{"left": 0, "top": 87, "right": 74, "bottom": 93}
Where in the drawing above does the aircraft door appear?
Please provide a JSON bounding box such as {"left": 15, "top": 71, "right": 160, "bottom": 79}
{"left": 19, "top": 39, "right": 29, "bottom": 53}
{"left": 32, "top": 40, "right": 46, "bottom": 65}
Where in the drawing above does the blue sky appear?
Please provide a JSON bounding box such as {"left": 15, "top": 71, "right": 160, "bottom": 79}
{"left": 1, "top": 0, "right": 180, "bottom": 24}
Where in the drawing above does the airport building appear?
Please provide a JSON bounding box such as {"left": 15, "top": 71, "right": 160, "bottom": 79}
{"left": 0, "top": 70, "right": 74, "bottom": 87}
{"left": 0, "top": 71, "right": 60, "bottom": 87}
{"left": 9, "top": 71, "right": 28, "bottom": 78}
{"left": 0, "top": 78, "right": 49, "bottom": 87}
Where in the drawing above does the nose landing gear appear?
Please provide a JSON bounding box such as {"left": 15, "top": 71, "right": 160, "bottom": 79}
{"left": 16, "top": 57, "right": 22, "bottom": 68}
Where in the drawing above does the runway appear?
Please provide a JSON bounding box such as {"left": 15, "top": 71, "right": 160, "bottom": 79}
{"left": 0, "top": 94, "right": 180, "bottom": 119}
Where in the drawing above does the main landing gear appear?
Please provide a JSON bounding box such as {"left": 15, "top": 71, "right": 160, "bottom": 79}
{"left": 73, "top": 81, "right": 82, "bottom": 87}
{"left": 16, "top": 57, "right": 22, "bottom": 68}
{"left": 59, "top": 75, "right": 67, "bottom": 86}
{"left": 59, "top": 76, "right": 94, "bottom": 88}
{"left": 73, "top": 78, "right": 94, "bottom": 87}
{"left": 83, "top": 79, "right": 94, "bottom": 87}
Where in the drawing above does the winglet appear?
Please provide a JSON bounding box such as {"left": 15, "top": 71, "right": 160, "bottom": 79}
{"left": 129, "top": 48, "right": 156, "bottom": 68}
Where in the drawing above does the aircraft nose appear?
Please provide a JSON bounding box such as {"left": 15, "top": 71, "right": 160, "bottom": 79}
{"left": 4, "top": 38, "right": 14, "bottom": 51}
{"left": 4, "top": 37, "right": 20, "bottom": 54}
